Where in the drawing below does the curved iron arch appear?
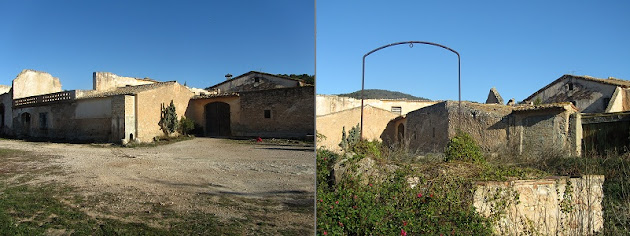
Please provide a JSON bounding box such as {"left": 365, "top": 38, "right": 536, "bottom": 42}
{"left": 360, "top": 41, "right": 461, "bottom": 139}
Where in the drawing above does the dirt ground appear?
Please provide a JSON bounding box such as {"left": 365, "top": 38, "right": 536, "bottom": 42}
{"left": 0, "top": 137, "right": 315, "bottom": 234}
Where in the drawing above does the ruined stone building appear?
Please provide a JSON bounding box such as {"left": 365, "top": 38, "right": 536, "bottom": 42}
{"left": 0, "top": 69, "right": 314, "bottom": 143}
{"left": 391, "top": 101, "right": 582, "bottom": 157}
{"left": 523, "top": 74, "right": 630, "bottom": 113}
{"left": 315, "top": 95, "right": 437, "bottom": 152}
{"left": 319, "top": 74, "right": 630, "bottom": 156}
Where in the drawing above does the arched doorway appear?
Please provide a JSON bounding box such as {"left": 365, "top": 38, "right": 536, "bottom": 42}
{"left": 205, "top": 102, "right": 231, "bottom": 136}
{"left": 397, "top": 123, "right": 405, "bottom": 142}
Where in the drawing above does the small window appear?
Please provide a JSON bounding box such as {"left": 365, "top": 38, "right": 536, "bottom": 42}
{"left": 264, "top": 110, "right": 271, "bottom": 119}
{"left": 254, "top": 77, "right": 260, "bottom": 83}
{"left": 568, "top": 83, "right": 574, "bottom": 90}
{"left": 39, "top": 112, "right": 48, "bottom": 130}
{"left": 391, "top": 106, "right": 402, "bottom": 115}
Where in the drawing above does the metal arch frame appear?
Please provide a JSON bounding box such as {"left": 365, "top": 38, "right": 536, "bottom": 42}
{"left": 360, "top": 41, "right": 461, "bottom": 139}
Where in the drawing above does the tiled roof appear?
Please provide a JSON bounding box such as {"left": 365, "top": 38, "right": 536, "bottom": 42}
{"left": 524, "top": 74, "right": 630, "bottom": 102}
{"left": 77, "top": 81, "right": 177, "bottom": 99}
{"left": 192, "top": 93, "right": 239, "bottom": 99}
{"left": 207, "top": 71, "right": 304, "bottom": 89}
{"left": 512, "top": 102, "right": 577, "bottom": 112}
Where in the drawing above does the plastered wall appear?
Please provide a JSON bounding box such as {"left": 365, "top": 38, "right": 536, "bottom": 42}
{"left": 474, "top": 175, "right": 604, "bottom": 235}
{"left": 134, "top": 82, "right": 193, "bottom": 142}
{"left": 316, "top": 95, "right": 436, "bottom": 116}
{"left": 317, "top": 105, "right": 399, "bottom": 152}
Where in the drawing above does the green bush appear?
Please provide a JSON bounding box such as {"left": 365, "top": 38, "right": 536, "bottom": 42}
{"left": 352, "top": 140, "right": 382, "bottom": 159}
{"left": 316, "top": 159, "right": 492, "bottom": 235}
{"left": 158, "top": 100, "right": 178, "bottom": 135}
{"left": 317, "top": 149, "right": 338, "bottom": 192}
{"left": 444, "top": 132, "right": 485, "bottom": 163}
{"left": 339, "top": 124, "right": 361, "bottom": 152}
{"left": 179, "top": 117, "right": 195, "bottom": 135}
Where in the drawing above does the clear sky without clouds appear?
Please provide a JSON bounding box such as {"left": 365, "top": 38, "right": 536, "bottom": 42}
{"left": 0, "top": 1, "right": 314, "bottom": 91}
{"left": 317, "top": 1, "right": 630, "bottom": 103}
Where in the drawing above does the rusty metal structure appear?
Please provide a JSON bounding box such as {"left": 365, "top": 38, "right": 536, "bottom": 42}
{"left": 360, "top": 41, "right": 461, "bottom": 139}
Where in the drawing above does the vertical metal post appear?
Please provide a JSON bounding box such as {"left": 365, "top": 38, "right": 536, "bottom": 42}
{"left": 360, "top": 56, "right": 365, "bottom": 139}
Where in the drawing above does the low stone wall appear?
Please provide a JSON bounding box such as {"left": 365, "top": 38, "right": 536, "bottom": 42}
{"left": 473, "top": 175, "right": 604, "bottom": 235}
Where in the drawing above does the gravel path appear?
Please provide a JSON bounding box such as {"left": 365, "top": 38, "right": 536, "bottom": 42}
{"left": 0, "top": 137, "right": 315, "bottom": 232}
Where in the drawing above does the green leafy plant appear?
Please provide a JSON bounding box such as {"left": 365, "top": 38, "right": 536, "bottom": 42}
{"left": 159, "top": 100, "right": 178, "bottom": 135}
{"left": 179, "top": 116, "right": 195, "bottom": 135}
{"left": 339, "top": 124, "right": 361, "bottom": 152}
{"left": 316, "top": 151, "right": 493, "bottom": 235}
{"left": 444, "top": 131, "right": 485, "bottom": 163}
{"left": 352, "top": 140, "right": 382, "bottom": 159}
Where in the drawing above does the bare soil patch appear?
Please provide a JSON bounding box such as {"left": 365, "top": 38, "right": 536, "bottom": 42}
{"left": 0, "top": 137, "right": 315, "bottom": 235}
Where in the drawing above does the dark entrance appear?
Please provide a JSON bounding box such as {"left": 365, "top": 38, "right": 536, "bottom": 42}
{"left": 397, "top": 123, "right": 405, "bottom": 142}
{"left": 205, "top": 102, "right": 231, "bottom": 136}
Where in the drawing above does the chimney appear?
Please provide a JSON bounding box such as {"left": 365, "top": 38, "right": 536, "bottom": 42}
{"left": 225, "top": 73, "right": 233, "bottom": 80}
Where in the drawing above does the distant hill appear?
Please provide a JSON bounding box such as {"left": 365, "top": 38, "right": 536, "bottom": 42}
{"left": 337, "top": 89, "right": 429, "bottom": 100}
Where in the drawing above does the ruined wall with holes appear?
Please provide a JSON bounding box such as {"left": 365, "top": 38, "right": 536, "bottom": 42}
{"left": 93, "top": 72, "right": 155, "bottom": 92}
{"left": 474, "top": 175, "right": 604, "bottom": 235}
{"left": 317, "top": 105, "right": 399, "bottom": 152}
{"left": 237, "top": 86, "right": 314, "bottom": 138}
{"left": 316, "top": 95, "right": 436, "bottom": 116}
{"left": 11, "top": 69, "right": 62, "bottom": 99}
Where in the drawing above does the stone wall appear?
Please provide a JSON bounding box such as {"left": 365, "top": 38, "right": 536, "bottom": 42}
{"left": 237, "top": 86, "right": 314, "bottom": 138}
{"left": 93, "top": 72, "right": 155, "bottom": 92}
{"left": 473, "top": 175, "right": 604, "bottom": 235}
{"left": 405, "top": 101, "right": 513, "bottom": 154}
{"left": 135, "top": 82, "right": 193, "bottom": 142}
{"left": 12, "top": 69, "right": 62, "bottom": 99}
{"left": 510, "top": 105, "right": 581, "bottom": 157}
{"left": 11, "top": 97, "right": 112, "bottom": 142}
{"left": 405, "top": 101, "right": 581, "bottom": 156}
{"left": 316, "top": 95, "right": 436, "bottom": 116}
{"left": 317, "top": 105, "right": 399, "bottom": 152}
{"left": 0, "top": 92, "right": 13, "bottom": 134}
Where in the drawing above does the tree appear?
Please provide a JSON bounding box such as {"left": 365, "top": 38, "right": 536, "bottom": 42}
{"left": 159, "top": 100, "right": 178, "bottom": 135}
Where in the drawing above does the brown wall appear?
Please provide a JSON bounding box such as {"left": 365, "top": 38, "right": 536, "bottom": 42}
{"left": 237, "top": 86, "right": 314, "bottom": 138}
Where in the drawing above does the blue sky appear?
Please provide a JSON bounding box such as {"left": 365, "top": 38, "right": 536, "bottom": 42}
{"left": 316, "top": 1, "right": 630, "bottom": 102}
{"left": 0, "top": 1, "right": 314, "bottom": 90}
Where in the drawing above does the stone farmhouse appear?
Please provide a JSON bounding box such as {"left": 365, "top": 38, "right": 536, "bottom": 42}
{"left": 0, "top": 69, "right": 314, "bottom": 143}
{"left": 318, "top": 74, "right": 630, "bottom": 156}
